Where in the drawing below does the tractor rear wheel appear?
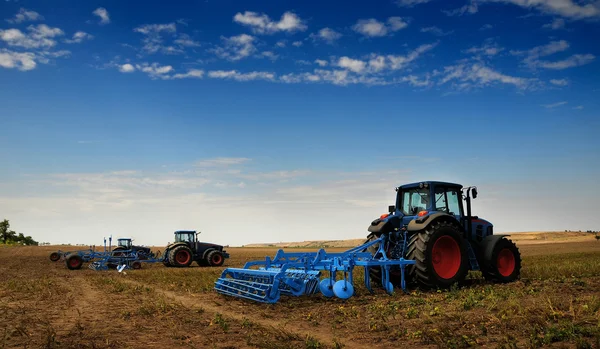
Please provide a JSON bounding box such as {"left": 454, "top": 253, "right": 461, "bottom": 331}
{"left": 480, "top": 237, "right": 521, "bottom": 283}
{"left": 206, "top": 250, "right": 225, "bottom": 267}
{"left": 168, "top": 245, "right": 193, "bottom": 268}
{"left": 364, "top": 233, "right": 405, "bottom": 288}
{"left": 66, "top": 255, "right": 83, "bottom": 270}
{"left": 49, "top": 252, "right": 60, "bottom": 262}
{"left": 406, "top": 220, "right": 469, "bottom": 289}
{"left": 131, "top": 261, "right": 142, "bottom": 270}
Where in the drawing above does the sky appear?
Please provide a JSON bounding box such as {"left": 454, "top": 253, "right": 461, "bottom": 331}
{"left": 0, "top": 0, "right": 599, "bottom": 247}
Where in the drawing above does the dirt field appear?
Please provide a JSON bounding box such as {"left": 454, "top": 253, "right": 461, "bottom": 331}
{"left": 1, "top": 237, "right": 600, "bottom": 348}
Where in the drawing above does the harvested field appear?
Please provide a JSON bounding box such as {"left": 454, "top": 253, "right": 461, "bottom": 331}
{"left": 1, "top": 234, "right": 600, "bottom": 348}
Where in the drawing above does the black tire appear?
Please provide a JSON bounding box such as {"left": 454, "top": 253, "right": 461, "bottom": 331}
{"left": 364, "top": 233, "right": 405, "bottom": 288}
{"left": 111, "top": 247, "right": 126, "bottom": 257}
{"left": 168, "top": 245, "right": 193, "bottom": 268}
{"left": 480, "top": 237, "right": 521, "bottom": 283}
{"left": 66, "top": 255, "right": 83, "bottom": 270}
{"left": 131, "top": 261, "right": 142, "bottom": 270}
{"left": 49, "top": 252, "right": 60, "bottom": 262}
{"left": 206, "top": 250, "right": 225, "bottom": 267}
{"left": 406, "top": 220, "right": 470, "bottom": 289}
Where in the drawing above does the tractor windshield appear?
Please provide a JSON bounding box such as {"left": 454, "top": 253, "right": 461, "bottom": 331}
{"left": 118, "top": 239, "right": 131, "bottom": 249}
{"left": 175, "top": 233, "right": 195, "bottom": 244}
{"left": 400, "top": 188, "right": 430, "bottom": 215}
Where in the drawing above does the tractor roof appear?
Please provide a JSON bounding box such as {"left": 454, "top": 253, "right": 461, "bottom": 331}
{"left": 174, "top": 230, "right": 196, "bottom": 234}
{"left": 399, "top": 181, "right": 463, "bottom": 190}
{"left": 118, "top": 237, "right": 131, "bottom": 240}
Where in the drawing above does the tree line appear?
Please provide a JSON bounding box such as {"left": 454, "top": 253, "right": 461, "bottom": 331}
{"left": 0, "top": 219, "right": 38, "bottom": 246}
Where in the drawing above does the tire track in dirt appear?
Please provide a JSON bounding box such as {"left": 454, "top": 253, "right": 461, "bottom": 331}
{"left": 121, "top": 277, "right": 361, "bottom": 349}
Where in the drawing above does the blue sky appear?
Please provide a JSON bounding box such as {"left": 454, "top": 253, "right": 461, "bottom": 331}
{"left": 1, "top": 0, "right": 599, "bottom": 246}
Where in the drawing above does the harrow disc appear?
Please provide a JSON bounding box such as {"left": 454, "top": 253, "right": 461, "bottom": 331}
{"left": 332, "top": 280, "right": 354, "bottom": 299}
{"left": 319, "top": 279, "right": 335, "bottom": 298}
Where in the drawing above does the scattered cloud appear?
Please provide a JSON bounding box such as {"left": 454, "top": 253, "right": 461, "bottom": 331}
{"left": 135, "top": 62, "right": 174, "bottom": 79}
{"left": 208, "top": 70, "right": 276, "bottom": 82}
{"left": 174, "top": 33, "right": 201, "bottom": 47}
{"left": 352, "top": 17, "right": 409, "bottom": 37}
{"left": 542, "top": 18, "right": 566, "bottom": 30}
{"left": 440, "top": 63, "right": 536, "bottom": 91}
{"left": 0, "top": 24, "right": 64, "bottom": 49}
{"left": 444, "top": 1, "right": 479, "bottom": 16}
{"left": 118, "top": 63, "right": 135, "bottom": 73}
{"left": 92, "top": 7, "right": 110, "bottom": 25}
{"left": 337, "top": 57, "right": 366, "bottom": 73}
{"left": 233, "top": 11, "right": 307, "bottom": 35}
{"left": 292, "top": 41, "right": 303, "bottom": 47}
{"left": 315, "top": 59, "right": 328, "bottom": 67}
{"left": 542, "top": 101, "right": 568, "bottom": 108}
{"left": 512, "top": 40, "right": 595, "bottom": 70}
{"left": 464, "top": 40, "right": 504, "bottom": 57}
{"left": 480, "top": 24, "right": 494, "bottom": 30}
{"left": 6, "top": 8, "right": 43, "bottom": 23}
{"left": 133, "top": 23, "right": 181, "bottom": 55}
{"left": 310, "top": 28, "right": 342, "bottom": 44}
{"left": 64, "top": 31, "right": 94, "bottom": 44}
{"left": 480, "top": 0, "right": 600, "bottom": 20}
{"left": 550, "top": 78, "right": 568, "bottom": 86}
{"left": 276, "top": 40, "right": 286, "bottom": 48}
{"left": 0, "top": 49, "right": 36, "bottom": 71}
{"left": 573, "top": 105, "right": 584, "bottom": 110}
{"left": 210, "top": 34, "right": 257, "bottom": 61}
{"left": 420, "top": 26, "right": 453, "bottom": 36}
{"left": 171, "top": 69, "right": 204, "bottom": 79}
{"left": 195, "top": 157, "right": 251, "bottom": 167}
{"left": 395, "top": 0, "right": 433, "bottom": 7}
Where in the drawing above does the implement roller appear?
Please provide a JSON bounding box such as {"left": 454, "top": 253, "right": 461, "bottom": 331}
{"left": 214, "top": 232, "right": 415, "bottom": 303}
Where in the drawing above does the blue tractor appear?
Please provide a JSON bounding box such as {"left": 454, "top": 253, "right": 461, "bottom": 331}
{"left": 365, "top": 181, "right": 521, "bottom": 289}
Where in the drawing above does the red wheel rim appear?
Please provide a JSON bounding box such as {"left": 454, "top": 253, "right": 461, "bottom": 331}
{"left": 176, "top": 250, "right": 191, "bottom": 264}
{"left": 431, "top": 236, "right": 461, "bottom": 279}
{"left": 212, "top": 254, "right": 223, "bottom": 264}
{"left": 497, "top": 248, "right": 516, "bottom": 277}
{"left": 69, "top": 258, "right": 80, "bottom": 268}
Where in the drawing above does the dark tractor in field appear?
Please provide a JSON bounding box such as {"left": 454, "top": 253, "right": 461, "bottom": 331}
{"left": 111, "top": 238, "right": 153, "bottom": 258}
{"left": 162, "top": 230, "right": 230, "bottom": 268}
{"left": 366, "top": 181, "right": 521, "bottom": 289}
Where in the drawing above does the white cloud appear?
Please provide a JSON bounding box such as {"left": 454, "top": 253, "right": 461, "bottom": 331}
{"left": 276, "top": 40, "right": 286, "bottom": 48}
{"left": 174, "top": 34, "right": 200, "bottom": 47}
{"left": 195, "top": 157, "right": 251, "bottom": 167}
{"left": 6, "top": 8, "right": 43, "bottom": 23}
{"left": 261, "top": 51, "right": 278, "bottom": 61}
{"left": 481, "top": 0, "right": 600, "bottom": 20}
{"left": 542, "top": 101, "right": 567, "bottom": 108}
{"left": 549, "top": 78, "right": 568, "bottom": 86}
{"left": 352, "top": 17, "right": 409, "bottom": 37}
{"left": 92, "top": 7, "right": 110, "bottom": 25}
{"left": 573, "top": 105, "right": 584, "bottom": 110}
{"left": 444, "top": 1, "right": 479, "bottom": 16}
{"left": 135, "top": 62, "right": 174, "bottom": 79}
{"left": 513, "top": 40, "right": 595, "bottom": 70}
{"left": 208, "top": 70, "right": 275, "bottom": 82}
{"left": 337, "top": 57, "right": 366, "bottom": 73}
{"left": 233, "top": 11, "right": 307, "bottom": 34}
{"left": 64, "top": 31, "right": 94, "bottom": 44}
{"left": 395, "top": 0, "right": 433, "bottom": 7}
{"left": 133, "top": 23, "right": 180, "bottom": 54}
{"left": 542, "top": 18, "right": 566, "bottom": 29}
{"left": 0, "top": 49, "right": 36, "bottom": 71}
{"left": 420, "top": 26, "right": 453, "bottom": 36}
{"left": 440, "top": 63, "right": 535, "bottom": 90}
{"left": 118, "top": 63, "right": 135, "bottom": 73}
{"left": 464, "top": 40, "right": 504, "bottom": 56}
{"left": 315, "top": 59, "right": 328, "bottom": 67}
{"left": 171, "top": 69, "right": 205, "bottom": 79}
{"left": 480, "top": 24, "right": 494, "bottom": 30}
{"left": 0, "top": 24, "right": 64, "bottom": 49}
{"left": 134, "top": 23, "right": 176, "bottom": 35}
{"left": 292, "top": 41, "right": 303, "bottom": 47}
{"left": 310, "top": 27, "right": 342, "bottom": 44}
{"left": 210, "top": 34, "right": 257, "bottom": 61}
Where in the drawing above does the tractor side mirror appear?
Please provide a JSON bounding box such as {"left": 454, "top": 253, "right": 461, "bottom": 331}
{"left": 472, "top": 188, "right": 478, "bottom": 199}
{"left": 388, "top": 205, "right": 395, "bottom": 213}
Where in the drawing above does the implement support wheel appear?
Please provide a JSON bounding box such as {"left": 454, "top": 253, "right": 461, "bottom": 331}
{"left": 66, "top": 255, "right": 83, "bottom": 270}
{"left": 49, "top": 252, "right": 60, "bottom": 262}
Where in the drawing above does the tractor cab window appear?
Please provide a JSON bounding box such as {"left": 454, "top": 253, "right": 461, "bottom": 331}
{"left": 400, "top": 188, "right": 430, "bottom": 215}
{"left": 118, "top": 239, "right": 131, "bottom": 249}
{"left": 434, "top": 188, "right": 462, "bottom": 216}
{"left": 175, "top": 233, "right": 195, "bottom": 244}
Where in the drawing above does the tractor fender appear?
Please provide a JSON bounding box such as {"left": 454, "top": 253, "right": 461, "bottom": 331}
{"left": 406, "top": 212, "right": 462, "bottom": 233}
{"left": 474, "top": 234, "right": 511, "bottom": 257}
{"left": 163, "top": 242, "right": 189, "bottom": 256}
{"left": 367, "top": 215, "right": 401, "bottom": 235}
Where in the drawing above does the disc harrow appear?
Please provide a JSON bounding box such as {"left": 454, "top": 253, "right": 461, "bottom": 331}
{"left": 214, "top": 232, "right": 415, "bottom": 303}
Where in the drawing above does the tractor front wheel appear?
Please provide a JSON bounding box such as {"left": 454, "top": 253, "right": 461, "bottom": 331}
{"left": 480, "top": 237, "right": 521, "bottom": 283}
{"left": 66, "top": 255, "right": 83, "bottom": 270}
{"left": 168, "top": 245, "right": 193, "bottom": 268}
{"left": 206, "top": 250, "right": 225, "bottom": 267}
{"left": 406, "top": 220, "right": 469, "bottom": 289}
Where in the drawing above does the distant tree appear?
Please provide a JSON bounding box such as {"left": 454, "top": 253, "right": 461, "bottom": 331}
{"left": 0, "top": 219, "right": 38, "bottom": 246}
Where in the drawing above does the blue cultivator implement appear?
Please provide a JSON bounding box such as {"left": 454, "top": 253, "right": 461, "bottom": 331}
{"left": 88, "top": 250, "right": 164, "bottom": 271}
{"left": 214, "top": 232, "right": 415, "bottom": 303}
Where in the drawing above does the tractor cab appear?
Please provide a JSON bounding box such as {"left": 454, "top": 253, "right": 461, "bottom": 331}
{"left": 117, "top": 238, "right": 133, "bottom": 250}
{"left": 174, "top": 230, "right": 196, "bottom": 246}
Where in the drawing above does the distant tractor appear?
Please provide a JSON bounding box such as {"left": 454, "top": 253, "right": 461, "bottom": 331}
{"left": 162, "top": 230, "right": 230, "bottom": 268}
{"left": 111, "top": 237, "right": 153, "bottom": 259}
{"left": 366, "top": 181, "right": 521, "bottom": 289}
